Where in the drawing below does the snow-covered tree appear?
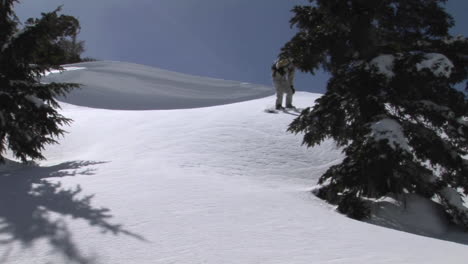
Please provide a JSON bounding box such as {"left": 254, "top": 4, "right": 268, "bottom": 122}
{"left": 282, "top": 0, "right": 468, "bottom": 227}
{"left": 0, "top": 0, "right": 79, "bottom": 162}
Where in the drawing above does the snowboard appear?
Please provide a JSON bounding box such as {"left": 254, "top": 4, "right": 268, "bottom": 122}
{"left": 264, "top": 106, "right": 303, "bottom": 114}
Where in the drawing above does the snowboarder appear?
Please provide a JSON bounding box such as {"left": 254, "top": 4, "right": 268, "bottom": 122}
{"left": 272, "top": 57, "right": 295, "bottom": 110}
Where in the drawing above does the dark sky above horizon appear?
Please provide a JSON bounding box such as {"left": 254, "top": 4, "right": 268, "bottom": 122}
{"left": 15, "top": 0, "right": 468, "bottom": 93}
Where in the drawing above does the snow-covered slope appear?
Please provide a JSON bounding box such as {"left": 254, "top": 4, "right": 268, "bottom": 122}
{"left": 1, "top": 62, "right": 467, "bottom": 264}
{"left": 44, "top": 61, "right": 273, "bottom": 110}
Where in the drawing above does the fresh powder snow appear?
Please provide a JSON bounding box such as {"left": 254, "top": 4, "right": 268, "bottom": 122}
{"left": 0, "top": 61, "right": 467, "bottom": 264}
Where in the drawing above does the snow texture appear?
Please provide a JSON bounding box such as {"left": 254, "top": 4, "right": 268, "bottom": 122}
{"left": 370, "top": 194, "right": 452, "bottom": 236}
{"left": 43, "top": 61, "right": 273, "bottom": 110}
{"left": 1, "top": 61, "right": 467, "bottom": 264}
{"left": 43, "top": 66, "right": 87, "bottom": 77}
{"left": 370, "top": 118, "right": 411, "bottom": 151}
{"left": 369, "top": 54, "right": 395, "bottom": 78}
{"left": 416, "top": 53, "right": 454, "bottom": 78}
{"left": 441, "top": 187, "right": 468, "bottom": 213}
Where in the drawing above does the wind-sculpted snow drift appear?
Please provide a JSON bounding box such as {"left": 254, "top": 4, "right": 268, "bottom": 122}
{"left": 44, "top": 61, "right": 273, "bottom": 110}
{"left": 1, "top": 61, "right": 467, "bottom": 264}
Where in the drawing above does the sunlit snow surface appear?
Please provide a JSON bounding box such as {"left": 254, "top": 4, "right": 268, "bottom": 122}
{"left": 1, "top": 61, "right": 467, "bottom": 264}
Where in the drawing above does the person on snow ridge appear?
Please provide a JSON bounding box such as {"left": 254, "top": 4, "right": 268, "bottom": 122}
{"left": 272, "top": 57, "right": 295, "bottom": 110}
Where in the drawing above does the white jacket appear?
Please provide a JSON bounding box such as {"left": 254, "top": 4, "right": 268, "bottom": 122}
{"left": 272, "top": 63, "right": 295, "bottom": 87}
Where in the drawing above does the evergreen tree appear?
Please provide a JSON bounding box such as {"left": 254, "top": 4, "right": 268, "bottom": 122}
{"left": 25, "top": 13, "right": 85, "bottom": 64}
{"left": 282, "top": 0, "right": 468, "bottom": 228}
{"left": 0, "top": 1, "right": 79, "bottom": 162}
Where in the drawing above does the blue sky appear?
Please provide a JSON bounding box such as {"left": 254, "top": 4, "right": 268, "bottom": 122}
{"left": 15, "top": 0, "right": 468, "bottom": 93}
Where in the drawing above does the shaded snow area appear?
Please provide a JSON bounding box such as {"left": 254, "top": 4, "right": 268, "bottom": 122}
{"left": 369, "top": 53, "right": 455, "bottom": 79}
{"left": 370, "top": 118, "right": 410, "bottom": 152}
{"left": 43, "top": 61, "right": 273, "bottom": 110}
{"left": 369, "top": 54, "right": 395, "bottom": 79}
{"left": 416, "top": 53, "right": 454, "bottom": 78}
{"left": 441, "top": 188, "right": 468, "bottom": 213}
{"left": 368, "top": 194, "right": 468, "bottom": 243}
{"left": 1, "top": 61, "right": 467, "bottom": 264}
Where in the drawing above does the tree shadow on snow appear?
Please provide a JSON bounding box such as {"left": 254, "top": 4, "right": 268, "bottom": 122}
{"left": 0, "top": 160, "right": 145, "bottom": 264}
{"left": 366, "top": 194, "right": 468, "bottom": 246}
